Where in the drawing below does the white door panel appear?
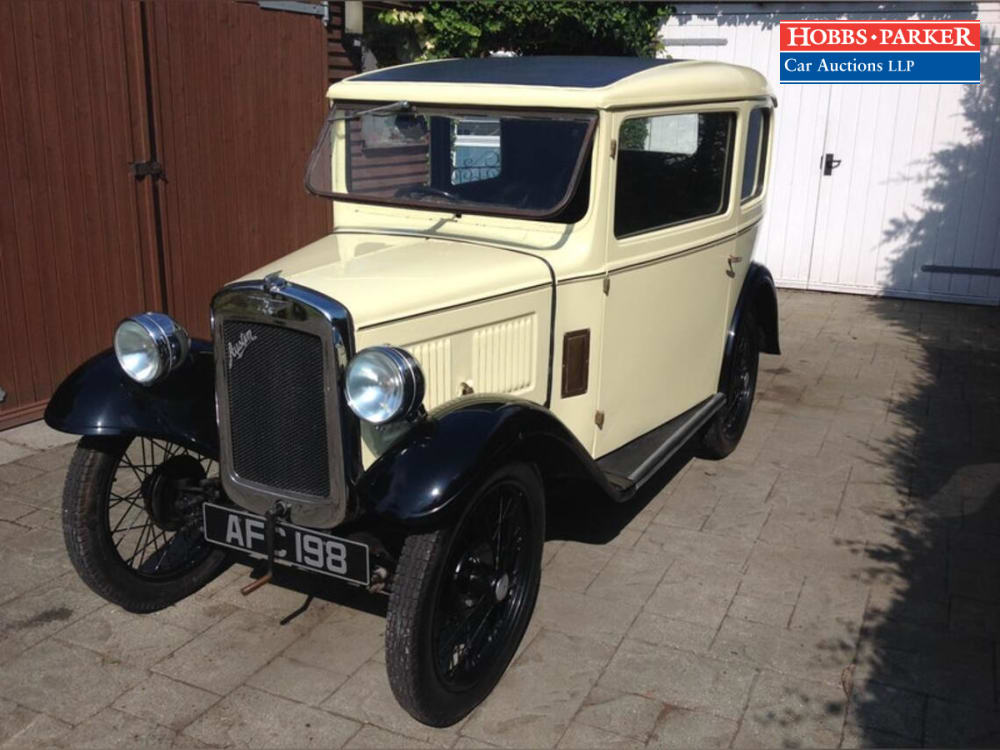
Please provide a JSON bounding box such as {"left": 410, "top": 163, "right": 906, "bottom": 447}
{"left": 766, "top": 83, "right": 829, "bottom": 286}
{"left": 810, "top": 84, "right": 888, "bottom": 292}
{"left": 811, "top": 69, "right": 999, "bottom": 303}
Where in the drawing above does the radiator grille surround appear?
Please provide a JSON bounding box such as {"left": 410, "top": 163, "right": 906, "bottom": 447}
{"left": 212, "top": 281, "right": 352, "bottom": 528}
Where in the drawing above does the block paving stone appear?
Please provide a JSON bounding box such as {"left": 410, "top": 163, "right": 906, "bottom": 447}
{"left": 0, "top": 290, "right": 996, "bottom": 747}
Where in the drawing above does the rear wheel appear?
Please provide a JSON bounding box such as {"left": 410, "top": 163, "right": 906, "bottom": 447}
{"left": 700, "top": 311, "right": 760, "bottom": 459}
{"left": 62, "top": 435, "right": 228, "bottom": 613}
{"left": 385, "top": 462, "right": 544, "bottom": 727}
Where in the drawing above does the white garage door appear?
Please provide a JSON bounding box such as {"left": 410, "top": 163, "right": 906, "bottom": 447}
{"left": 663, "top": 2, "right": 1000, "bottom": 304}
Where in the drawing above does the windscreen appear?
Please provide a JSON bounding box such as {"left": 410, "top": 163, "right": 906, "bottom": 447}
{"left": 306, "top": 102, "right": 596, "bottom": 219}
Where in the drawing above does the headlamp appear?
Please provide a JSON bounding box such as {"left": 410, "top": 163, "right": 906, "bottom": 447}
{"left": 113, "top": 313, "right": 190, "bottom": 385}
{"left": 345, "top": 346, "right": 424, "bottom": 424}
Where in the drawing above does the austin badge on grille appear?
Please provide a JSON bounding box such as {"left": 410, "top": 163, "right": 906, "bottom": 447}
{"left": 227, "top": 329, "right": 258, "bottom": 370}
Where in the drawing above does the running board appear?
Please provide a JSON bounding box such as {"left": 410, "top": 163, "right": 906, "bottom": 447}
{"left": 596, "top": 393, "right": 726, "bottom": 497}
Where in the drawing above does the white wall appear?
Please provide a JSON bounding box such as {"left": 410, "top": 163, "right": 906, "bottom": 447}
{"left": 662, "top": 2, "right": 1000, "bottom": 304}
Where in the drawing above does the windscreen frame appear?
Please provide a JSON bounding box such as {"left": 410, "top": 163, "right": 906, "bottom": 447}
{"left": 304, "top": 101, "right": 599, "bottom": 220}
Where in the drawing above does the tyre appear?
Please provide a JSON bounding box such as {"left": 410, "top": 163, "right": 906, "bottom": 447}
{"left": 62, "top": 435, "right": 229, "bottom": 613}
{"left": 385, "top": 462, "right": 545, "bottom": 727}
{"left": 700, "top": 310, "right": 761, "bottom": 459}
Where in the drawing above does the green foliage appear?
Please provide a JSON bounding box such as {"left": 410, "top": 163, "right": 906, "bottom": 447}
{"left": 362, "top": 7, "right": 424, "bottom": 67}
{"left": 370, "top": 1, "right": 672, "bottom": 63}
{"left": 619, "top": 118, "right": 650, "bottom": 150}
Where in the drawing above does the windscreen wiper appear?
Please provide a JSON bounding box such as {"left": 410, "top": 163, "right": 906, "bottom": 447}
{"left": 330, "top": 100, "right": 412, "bottom": 121}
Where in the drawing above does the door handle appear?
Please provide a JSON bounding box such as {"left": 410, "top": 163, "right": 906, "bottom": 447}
{"left": 823, "top": 153, "right": 842, "bottom": 176}
{"left": 727, "top": 255, "right": 743, "bottom": 275}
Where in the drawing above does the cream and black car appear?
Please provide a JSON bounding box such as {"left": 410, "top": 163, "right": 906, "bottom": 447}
{"left": 46, "top": 56, "right": 779, "bottom": 726}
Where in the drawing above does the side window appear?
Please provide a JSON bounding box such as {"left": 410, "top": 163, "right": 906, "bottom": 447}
{"left": 615, "top": 111, "right": 734, "bottom": 238}
{"left": 451, "top": 117, "right": 501, "bottom": 185}
{"left": 740, "top": 108, "right": 769, "bottom": 202}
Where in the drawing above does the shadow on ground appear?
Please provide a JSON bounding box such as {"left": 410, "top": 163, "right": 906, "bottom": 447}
{"left": 846, "top": 34, "right": 1000, "bottom": 750}
{"left": 546, "top": 451, "right": 692, "bottom": 545}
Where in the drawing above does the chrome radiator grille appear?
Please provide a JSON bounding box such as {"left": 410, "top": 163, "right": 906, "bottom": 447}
{"left": 222, "top": 321, "right": 330, "bottom": 497}
{"left": 213, "top": 280, "right": 352, "bottom": 528}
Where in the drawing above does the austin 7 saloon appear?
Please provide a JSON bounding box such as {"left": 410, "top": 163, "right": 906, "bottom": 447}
{"left": 46, "top": 56, "right": 779, "bottom": 726}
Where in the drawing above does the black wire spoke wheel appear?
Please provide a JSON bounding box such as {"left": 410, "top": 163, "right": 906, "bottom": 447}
{"left": 433, "top": 481, "right": 530, "bottom": 690}
{"left": 721, "top": 320, "right": 758, "bottom": 439}
{"left": 386, "top": 462, "right": 545, "bottom": 727}
{"left": 700, "top": 310, "right": 760, "bottom": 459}
{"left": 62, "top": 435, "right": 229, "bottom": 613}
{"left": 107, "top": 437, "right": 216, "bottom": 579}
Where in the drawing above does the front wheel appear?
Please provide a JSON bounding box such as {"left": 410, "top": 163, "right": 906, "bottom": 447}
{"left": 385, "top": 462, "right": 545, "bottom": 727}
{"left": 62, "top": 435, "right": 229, "bottom": 613}
{"left": 700, "top": 310, "right": 761, "bottom": 459}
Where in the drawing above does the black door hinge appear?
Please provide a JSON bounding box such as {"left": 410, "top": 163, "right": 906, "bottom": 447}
{"left": 129, "top": 160, "right": 164, "bottom": 182}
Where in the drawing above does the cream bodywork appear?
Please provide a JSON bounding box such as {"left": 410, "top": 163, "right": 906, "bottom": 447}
{"left": 239, "top": 62, "right": 774, "bottom": 466}
{"left": 242, "top": 232, "right": 555, "bottom": 466}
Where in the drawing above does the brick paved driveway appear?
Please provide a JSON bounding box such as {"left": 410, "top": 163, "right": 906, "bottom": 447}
{"left": 1, "top": 289, "right": 998, "bottom": 748}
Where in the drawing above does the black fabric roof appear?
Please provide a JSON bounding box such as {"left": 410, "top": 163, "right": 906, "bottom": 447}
{"left": 352, "top": 56, "right": 678, "bottom": 88}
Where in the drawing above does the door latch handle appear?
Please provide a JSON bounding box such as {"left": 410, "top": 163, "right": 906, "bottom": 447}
{"left": 823, "top": 153, "right": 842, "bottom": 176}
{"left": 727, "top": 255, "right": 743, "bottom": 275}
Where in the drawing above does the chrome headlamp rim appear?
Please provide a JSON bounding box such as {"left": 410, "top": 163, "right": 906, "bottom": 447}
{"left": 113, "top": 312, "right": 190, "bottom": 385}
{"left": 345, "top": 345, "right": 425, "bottom": 425}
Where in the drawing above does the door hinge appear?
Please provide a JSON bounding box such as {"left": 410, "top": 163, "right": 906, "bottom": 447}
{"left": 609, "top": 139, "right": 618, "bottom": 159}
{"left": 595, "top": 410, "right": 605, "bottom": 429}
{"left": 258, "top": 0, "right": 329, "bottom": 25}
{"left": 129, "top": 160, "right": 164, "bottom": 182}
{"left": 602, "top": 275, "right": 611, "bottom": 295}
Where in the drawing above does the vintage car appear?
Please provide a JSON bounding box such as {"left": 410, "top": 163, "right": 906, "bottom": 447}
{"left": 45, "top": 56, "right": 778, "bottom": 726}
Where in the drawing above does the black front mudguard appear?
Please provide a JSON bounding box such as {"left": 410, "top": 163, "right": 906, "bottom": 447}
{"left": 45, "top": 351, "right": 615, "bottom": 532}
{"left": 356, "top": 396, "right": 619, "bottom": 529}
{"left": 44, "top": 340, "right": 218, "bottom": 457}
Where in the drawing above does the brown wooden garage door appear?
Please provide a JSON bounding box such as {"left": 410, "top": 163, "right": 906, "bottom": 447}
{"left": 0, "top": 0, "right": 346, "bottom": 429}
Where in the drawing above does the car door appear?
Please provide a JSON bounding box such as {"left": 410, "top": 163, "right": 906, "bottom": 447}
{"left": 594, "top": 105, "right": 740, "bottom": 457}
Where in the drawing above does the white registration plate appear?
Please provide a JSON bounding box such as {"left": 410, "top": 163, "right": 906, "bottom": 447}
{"left": 202, "top": 503, "right": 370, "bottom": 586}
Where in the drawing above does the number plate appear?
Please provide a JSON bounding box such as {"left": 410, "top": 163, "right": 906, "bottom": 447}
{"left": 202, "top": 503, "right": 370, "bottom": 585}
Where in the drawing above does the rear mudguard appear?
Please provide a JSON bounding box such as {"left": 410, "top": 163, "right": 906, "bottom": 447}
{"left": 720, "top": 261, "right": 780, "bottom": 390}
{"left": 356, "top": 396, "right": 619, "bottom": 529}
{"left": 44, "top": 340, "right": 218, "bottom": 457}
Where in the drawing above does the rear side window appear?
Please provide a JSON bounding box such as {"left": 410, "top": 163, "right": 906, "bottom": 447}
{"left": 741, "top": 108, "right": 769, "bottom": 202}
{"left": 615, "top": 112, "right": 735, "bottom": 238}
